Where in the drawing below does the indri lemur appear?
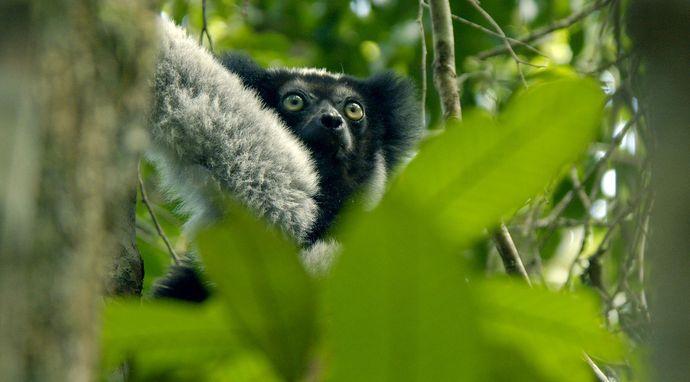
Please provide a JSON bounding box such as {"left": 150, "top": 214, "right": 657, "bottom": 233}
{"left": 149, "top": 18, "right": 422, "bottom": 302}
{"left": 221, "top": 53, "right": 422, "bottom": 243}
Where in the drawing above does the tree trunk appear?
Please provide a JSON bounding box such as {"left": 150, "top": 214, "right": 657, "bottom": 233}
{"left": 0, "top": 0, "right": 155, "bottom": 380}
{"left": 628, "top": 1, "right": 690, "bottom": 381}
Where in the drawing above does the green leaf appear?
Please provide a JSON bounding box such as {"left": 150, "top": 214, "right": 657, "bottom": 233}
{"left": 328, "top": 200, "right": 480, "bottom": 382}
{"left": 206, "top": 351, "right": 283, "bottom": 382}
{"left": 196, "top": 204, "right": 317, "bottom": 382}
{"left": 327, "top": 78, "right": 608, "bottom": 381}
{"left": 391, "top": 78, "right": 605, "bottom": 245}
{"left": 476, "top": 280, "right": 627, "bottom": 381}
{"left": 101, "top": 299, "right": 239, "bottom": 377}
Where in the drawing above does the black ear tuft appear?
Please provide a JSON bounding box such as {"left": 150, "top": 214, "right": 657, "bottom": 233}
{"left": 366, "top": 72, "right": 424, "bottom": 171}
{"left": 219, "top": 52, "right": 269, "bottom": 92}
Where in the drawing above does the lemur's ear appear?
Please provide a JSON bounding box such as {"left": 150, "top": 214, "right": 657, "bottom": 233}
{"left": 220, "top": 52, "right": 270, "bottom": 90}
{"left": 365, "top": 72, "right": 424, "bottom": 171}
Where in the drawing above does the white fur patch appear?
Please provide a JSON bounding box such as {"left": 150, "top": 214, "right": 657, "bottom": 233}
{"left": 300, "top": 239, "right": 341, "bottom": 276}
{"left": 363, "top": 151, "right": 387, "bottom": 209}
{"left": 151, "top": 17, "right": 320, "bottom": 243}
{"left": 269, "top": 66, "right": 343, "bottom": 79}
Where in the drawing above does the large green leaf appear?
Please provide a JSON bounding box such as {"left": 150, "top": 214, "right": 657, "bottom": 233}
{"left": 101, "top": 299, "right": 239, "bottom": 377}
{"left": 476, "top": 280, "right": 626, "bottom": 381}
{"left": 328, "top": 200, "right": 480, "bottom": 382}
{"left": 327, "top": 78, "right": 608, "bottom": 381}
{"left": 392, "top": 78, "right": 605, "bottom": 245}
{"left": 196, "top": 205, "right": 317, "bottom": 382}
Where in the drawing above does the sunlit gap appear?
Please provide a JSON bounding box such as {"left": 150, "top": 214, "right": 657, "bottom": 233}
{"left": 350, "top": 0, "right": 371, "bottom": 18}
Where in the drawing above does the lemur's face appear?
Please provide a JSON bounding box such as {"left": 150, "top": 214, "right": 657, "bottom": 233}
{"left": 222, "top": 53, "right": 422, "bottom": 241}
{"left": 222, "top": 52, "right": 422, "bottom": 179}
{"left": 273, "top": 77, "right": 368, "bottom": 161}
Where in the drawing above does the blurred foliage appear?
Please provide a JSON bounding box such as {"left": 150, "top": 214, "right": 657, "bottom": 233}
{"left": 196, "top": 204, "right": 317, "bottom": 381}
{"left": 115, "top": 0, "right": 650, "bottom": 380}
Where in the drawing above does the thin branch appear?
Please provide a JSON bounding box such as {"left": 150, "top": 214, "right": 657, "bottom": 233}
{"left": 523, "top": 199, "right": 547, "bottom": 283}
{"left": 538, "top": 188, "right": 576, "bottom": 228}
{"left": 539, "top": 115, "right": 637, "bottom": 230}
{"left": 422, "top": 1, "right": 546, "bottom": 58}
{"left": 138, "top": 165, "right": 180, "bottom": 265}
{"left": 637, "top": 212, "right": 651, "bottom": 318}
{"left": 452, "top": 14, "right": 546, "bottom": 58}
{"left": 494, "top": 224, "right": 532, "bottom": 286}
{"left": 614, "top": 194, "right": 653, "bottom": 330}
{"left": 522, "top": 198, "right": 543, "bottom": 236}
{"left": 612, "top": 0, "right": 622, "bottom": 58}
{"left": 576, "top": 202, "right": 634, "bottom": 296}
{"left": 476, "top": 0, "right": 612, "bottom": 60}
{"left": 540, "top": 115, "right": 639, "bottom": 283}
{"left": 586, "top": 250, "right": 609, "bottom": 301}
{"left": 585, "top": 353, "right": 612, "bottom": 382}
{"left": 417, "top": 0, "right": 428, "bottom": 126}
{"left": 613, "top": 197, "right": 650, "bottom": 297}
{"left": 570, "top": 167, "right": 592, "bottom": 210}
{"left": 467, "top": 0, "right": 530, "bottom": 86}
{"left": 199, "top": 0, "right": 214, "bottom": 52}
{"left": 526, "top": 218, "right": 606, "bottom": 229}
{"left": 565, "top": 222, "right": 591, "bottom": 290}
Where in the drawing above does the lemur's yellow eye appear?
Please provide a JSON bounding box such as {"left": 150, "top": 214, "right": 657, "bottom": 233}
{"left": 344, "top": 101, "right": 364, "bottom": 121}
{"left": 282, "top": 94, "right": 305, "bottom": 111}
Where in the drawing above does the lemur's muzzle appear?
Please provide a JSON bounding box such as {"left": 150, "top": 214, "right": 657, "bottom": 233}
{"left": 300, "top": 104, "right": 353, "bottom": 157}
{"left": 319, "top": 112, "right": 344, "bottom": 129}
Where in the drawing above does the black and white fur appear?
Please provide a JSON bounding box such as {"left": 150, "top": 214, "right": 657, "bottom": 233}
{"left": 149, "top": 18, "right": 319, "bottom": 243}
{"left": 149, "top": 18, "right": 422, "bottom": 301}
{"left": 221, "top": 53, "right": 422, "bottom": 243}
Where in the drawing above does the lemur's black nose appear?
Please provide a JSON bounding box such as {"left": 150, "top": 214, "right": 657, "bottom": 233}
{"left": 320, "top": 113, "right": 343, "bottom": 129}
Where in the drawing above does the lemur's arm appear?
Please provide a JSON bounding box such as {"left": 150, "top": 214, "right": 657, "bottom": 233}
{"left": 150, "top": 18, "right": 319, "bottom": 242}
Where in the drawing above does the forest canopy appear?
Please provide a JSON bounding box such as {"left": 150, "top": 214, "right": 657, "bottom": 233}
{"left": 0, "top": 0, "right": 688, "bottom": 381}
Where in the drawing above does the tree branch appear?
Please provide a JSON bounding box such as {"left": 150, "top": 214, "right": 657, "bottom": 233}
{"left": 467, "top": 0, "right": 532, "bottom": 86}
{"left": 538, "top": 115, "right": 638, "bottom": 246}
{"left": 199, "top": 0, "right": 214, "bottom": 52}
{"left": 422, "top": 1, "right": 546, "bottom": 58}
{"left": 476, "top": 0, "right": 612, "bottom": 60}
{"left": 585, "top": 353, "right": 612, "bottom": 382}
{"left": 427, "top": 0, "right": 529, "bottom": 285}
{"left": 417, "top": 0, "right": 428, "bottom": 125}
{"left": 428, "top": 0, "right": 461, "bottom": 120}
{"left": 494, "top": 224, "right": 532, "bottom": 286}
{"left": 138, "top": 164, "right": 180, "bottom": 265}
{"left": 451, "top": 13, "right": 546, "bottom": 58}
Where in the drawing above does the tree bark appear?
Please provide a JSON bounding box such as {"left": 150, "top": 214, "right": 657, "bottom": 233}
{"left": 0, "top": 0, "right": 155, "bottom": 380}
{"left": 428, "top": 0, "right": 461, "bottom": 120}
{"left": 628, "top": 1, "right": 690, "bottom": 381}
{"left": 106, "top": 185, "right": 145, "bottom": 296}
